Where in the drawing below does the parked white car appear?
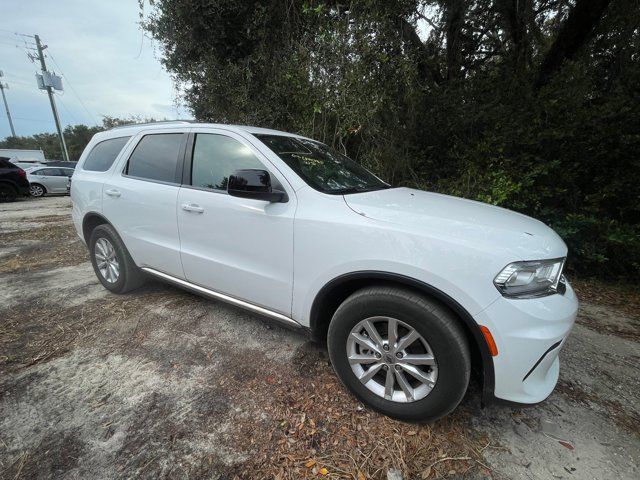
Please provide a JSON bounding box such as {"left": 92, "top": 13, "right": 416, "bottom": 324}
{"left": 26, "top": 166, "right": 74, "bottom": 197}
{"left": 71, "top": 121, "right": 578, "bottom": 421}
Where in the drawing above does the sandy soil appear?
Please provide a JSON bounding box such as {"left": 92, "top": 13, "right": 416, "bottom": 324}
{"left": 0, "top": 196, "right": 638, "bottom": 479}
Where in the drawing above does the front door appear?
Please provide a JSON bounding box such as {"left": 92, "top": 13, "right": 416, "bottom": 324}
{"left": 177, "top": 129, "right": 296, "bottom": 316}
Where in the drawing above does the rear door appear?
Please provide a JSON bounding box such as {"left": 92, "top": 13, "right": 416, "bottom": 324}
{"left": 177, "top": 128, "right": 296, "bottom": 315}
{"left": 35, "top": 168, "right": 67, "bottom": 193}
{"left": 103, "top": 129, "right": 188, "bottom": 279}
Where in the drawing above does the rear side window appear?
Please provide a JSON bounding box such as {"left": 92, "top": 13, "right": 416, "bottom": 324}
{"left": 126, "top": 133, "right": 184, "bottom": 183}
{"left": 0, "top": 158, "right": 15, "bottom": 168}
{"left": 38, "top": 168, "right": 63, "bottom": 176}
{"left": 83, "top": 136, "right": 131, "bottom": 172}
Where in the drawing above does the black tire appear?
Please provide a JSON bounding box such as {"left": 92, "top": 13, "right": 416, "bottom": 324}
{"left": 327, "top": 286, "right": 470, "bottom": 423}
{"left": 29, "top": 183, "right": 46, "bottom": 197}
{"left": 89, "top": 224, "right": 146, "bottom": 294}
{"left": 0, "top": 183, "right": 17, "bottom": 202}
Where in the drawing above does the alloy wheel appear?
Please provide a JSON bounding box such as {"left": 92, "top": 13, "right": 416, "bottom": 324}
{"left": 95, "top": 237, "right": 120, "bottom": 283}
{"left": 346, "top": 316, "right": 438, "bottom": 403}
{"left": 30, "top": 185, "right": 44, "bottom": 197}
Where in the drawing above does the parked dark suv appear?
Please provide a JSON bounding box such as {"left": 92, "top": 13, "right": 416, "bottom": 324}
{"left": 0, "top": 157, "right": 30, "bottom": 202}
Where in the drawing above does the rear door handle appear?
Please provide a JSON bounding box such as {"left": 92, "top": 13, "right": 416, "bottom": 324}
{"left": 181, "top": 203, "right": 204, "bottom": 213}
{"left": 105, "top": 189, "right": 121, "bottom": 197}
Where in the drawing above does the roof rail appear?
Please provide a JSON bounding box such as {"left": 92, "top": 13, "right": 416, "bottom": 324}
{"left": 108, "top": 120, "right": 197, "bottom": 131}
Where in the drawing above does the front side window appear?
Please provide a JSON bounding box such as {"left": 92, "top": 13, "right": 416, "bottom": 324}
{"left": 83, "top": 136, "right": 131, "bottom": 172}
{"left": 191, "top": 134, "right": 265, "bottom": 190}
{"left": 255, "top": 134, "right": 389, "bottom": 194}
{"left": 126, "top": 133, "right": 184, "bottom": 183}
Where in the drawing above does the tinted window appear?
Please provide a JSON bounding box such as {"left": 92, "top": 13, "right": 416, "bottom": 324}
{"left": 255, "top": 134, "right": 388, "bottom": 194}
{"left": 126, "top": 134, "right": 184, "bottom": 183}
{"left": 0, "top": 158, "right": 15, "bottom": 168}
{"left": 83, "top": 136, "right": 131, "bottom": 172}
{"left": 39, "top": 168, "right": 62, "bottom": 176}
{"left": 61, "top": 168, "right": 74, "bottom": 176}
{"left": 191, "top": 134, "right": 265, "bottom": 190}
{"left": 31, "top": 169, "right": 46, "bottom": 175}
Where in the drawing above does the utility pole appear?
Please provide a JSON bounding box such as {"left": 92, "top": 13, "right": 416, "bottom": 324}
{"left": 34, "top": 35, "right": 69, "bottom": 161}
{"left": 0, "top": 72, "right": 16, "bottom": 137}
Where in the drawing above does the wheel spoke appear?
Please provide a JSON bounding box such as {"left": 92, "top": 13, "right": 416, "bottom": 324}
{"left": 399, "top": 363, "right": 435, "bottom": 387}
{"left": 402, "top": 354, "right": 435, "bottom": 366}
{"left": 395, "top": 369, "right": 414, "bottom": 401}
{"left": 384, "top": 367, "right": 394, "bottom": 400}
{"left": 348, "top": 353, "right": 378, "bottom": 365}
{"left": 108, "top": 263, "right": 118, "bottom": 281}
{"left": 387, "top": 318, "right": 398, "bottom": 349}
{"left": 96, "top": 242, "right": 105, "bottom": 257}
{"left": 396, "top": 329, "right": 420, "bottom": 352}
{"left": 351, "top": 332, "right": 381, "bottom": 354}
{"left": 362, "top": 320, "right": 384, "bottom": 349}
{"left": 358, "top": 363, "right": 383, "bottom": 383}
{"left": 95, "top": 253, "right": 106, "bottom": 262}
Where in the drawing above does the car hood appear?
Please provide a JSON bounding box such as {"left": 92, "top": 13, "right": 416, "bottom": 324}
{"left": 343, "top": 187, "right": 567, "bottom": 260}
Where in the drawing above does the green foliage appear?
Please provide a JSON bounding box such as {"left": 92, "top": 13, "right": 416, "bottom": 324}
{"left": 141, "top": 0, "right": 640, "bottom": 279}
{"left": 0, "top": 116, "right": 156, "bottom": 161}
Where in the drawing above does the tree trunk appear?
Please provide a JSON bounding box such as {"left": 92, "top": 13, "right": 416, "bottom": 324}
{"left": 445, "top": 0, "right": 466, "bottom": 80}
{"left": 535, "top": 0, "right": 612, "bottom": 89}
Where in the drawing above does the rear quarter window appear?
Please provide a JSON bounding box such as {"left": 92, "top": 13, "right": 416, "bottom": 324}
{"left": 83, "top": 136, "right": 131, "bottom": 172}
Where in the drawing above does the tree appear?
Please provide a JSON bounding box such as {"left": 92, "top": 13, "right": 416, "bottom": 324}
{"left": 137, "top": 0, "right": 639, "bottom": 279}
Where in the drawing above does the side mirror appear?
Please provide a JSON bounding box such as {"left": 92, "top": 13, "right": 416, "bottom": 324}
{"left": 227, "top": 169, "right": 288, "bottom": 203}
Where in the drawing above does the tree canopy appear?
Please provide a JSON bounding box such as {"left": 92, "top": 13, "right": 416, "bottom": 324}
{"left": 142, "top": 0, "right": 639, "bottom": 278}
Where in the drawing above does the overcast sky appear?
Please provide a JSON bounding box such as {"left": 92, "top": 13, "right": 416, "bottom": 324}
{"left": 0, "top": 0, "right": 190, "bottom": 139}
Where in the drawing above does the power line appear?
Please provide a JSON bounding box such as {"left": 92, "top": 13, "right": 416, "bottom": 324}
{"left": 47, "top": 51, "right": 98, "bottom": 125}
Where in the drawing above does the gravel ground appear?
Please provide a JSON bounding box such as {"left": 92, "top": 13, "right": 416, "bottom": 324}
{"left": 0, "top": 196, "right": 638, "bottom": 480}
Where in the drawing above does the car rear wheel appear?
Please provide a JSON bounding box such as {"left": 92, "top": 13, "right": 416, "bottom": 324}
{"left": 0, "top": 184, "right": 17, "bottom": 202}
{"left": 327, "top": 286, "right": 470, "bottom": 423}
{"left": 89, "top": 224, "right": 145, "bottom": 293}
{"left": 29, "top": 184, "right": 45, "bottom": 197}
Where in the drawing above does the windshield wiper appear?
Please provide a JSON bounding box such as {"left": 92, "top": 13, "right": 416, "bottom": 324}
{"left": 330, "top": 185, "right": 391, "bottom": 195}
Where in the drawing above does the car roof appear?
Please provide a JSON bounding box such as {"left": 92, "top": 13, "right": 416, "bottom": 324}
{"left": 95, "top": 121, "right": 311, "bottom": 141}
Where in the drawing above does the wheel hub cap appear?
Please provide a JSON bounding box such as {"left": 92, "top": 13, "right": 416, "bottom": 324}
{"left": 94, "top": 238, "right": 120, "bottom": 283}
{"left": 346, "top": 316, "right": 438, "bottom": 403}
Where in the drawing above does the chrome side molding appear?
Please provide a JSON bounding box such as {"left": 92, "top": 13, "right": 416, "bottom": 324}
{"left": 141, "top": 267, "right": 302, "bottom": 328}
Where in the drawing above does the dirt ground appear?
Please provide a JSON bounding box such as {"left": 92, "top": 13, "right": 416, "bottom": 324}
{"left": 1, "top": 196, "right": 638, "bottom": 480}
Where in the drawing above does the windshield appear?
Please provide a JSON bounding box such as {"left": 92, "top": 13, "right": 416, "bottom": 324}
{"left": 255, "top": 134, "right": 389, "bottom": 194}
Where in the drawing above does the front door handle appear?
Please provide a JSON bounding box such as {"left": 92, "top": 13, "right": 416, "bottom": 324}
{"left": 105, "top": 189, "right": 121, "bottom": 197}
{"left": 181, "top": 203, "right": 204, "bottom": 213}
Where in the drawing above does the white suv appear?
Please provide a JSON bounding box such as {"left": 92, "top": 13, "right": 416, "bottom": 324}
{"left": 72, "top": 121, "right": 578, "bottom": 421}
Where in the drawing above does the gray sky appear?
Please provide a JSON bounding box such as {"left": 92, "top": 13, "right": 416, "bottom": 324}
{"left": 0, "top": 0, "right": 190, "bottom": 138}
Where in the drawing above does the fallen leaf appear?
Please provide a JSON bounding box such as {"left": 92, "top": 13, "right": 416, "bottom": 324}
{"left": 319, "top": 467, "right": 329, "bottom": 475}
{"left": 305, "top": 459, "right": 317, "bottom": 468}
{"left": 559, "top": 440, "right": 575, "bottom": 450}
{"left": 421, "top": 466, "right": 432, "bottom": 478}
{"left": 358, "top": 470, "right": 366, "bottom": 480}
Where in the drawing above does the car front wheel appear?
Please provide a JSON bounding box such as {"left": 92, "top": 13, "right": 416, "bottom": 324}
{"left": 328, "top": 286, "right": 470, "bottom": 422}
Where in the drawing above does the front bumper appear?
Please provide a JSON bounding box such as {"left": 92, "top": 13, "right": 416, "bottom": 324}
{"left": 474, "top": 280, "right": 578, "bottom": 404}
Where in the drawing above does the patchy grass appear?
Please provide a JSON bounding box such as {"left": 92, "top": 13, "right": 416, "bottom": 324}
{"left": 0, "top": 222, "right": 87, "bottom": 274}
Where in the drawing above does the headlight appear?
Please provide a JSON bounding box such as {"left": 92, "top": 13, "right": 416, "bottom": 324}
{"left": 494, "top": 258, "right": 565, "bottom": 298}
